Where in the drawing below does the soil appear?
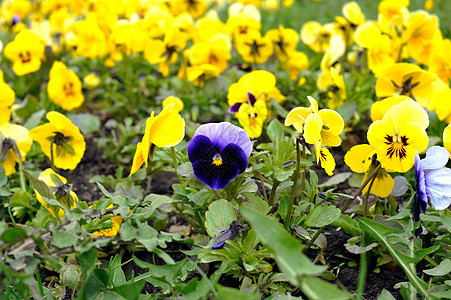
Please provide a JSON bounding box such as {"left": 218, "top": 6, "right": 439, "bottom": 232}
{"left": 42, "top": 132, "right": 415, "bottom": 299}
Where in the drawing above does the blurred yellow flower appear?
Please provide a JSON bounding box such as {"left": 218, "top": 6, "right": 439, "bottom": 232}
{"left": 29, "top": 111, "right": 86, "bottom": 170}
{"left": 73, "top": 13, "right": 108, "bottom": 59}
{"left": 0, "top": 123, "right": 32, "bottom": 175}
{"left": 235, "top": 30, "right": 273, "bottom": 64}
{"left": 317, "top": 67, "right": 346, "bottom": 109}
{"left": 4, "top": 30, "right": 45, "bottom": 76}
{"left": 83, "top": 72, "right": 100, "bottom": 90}
{"left": 265, "top": 25, "right": 299, "bottom": 61}
{"left": 48, "top": 61, "right": 84, "bottom": 111}
{"left": 130, "top": 103, "right": 185, "bottom": 175}
{"left": 443, "top": 124, "right": 451, "bottom": 157}
{"left": 0, "top": 77, "right": 15, "bottom": 124}
{"left": 300, "top": 21, "right": 334, "bottom": 53}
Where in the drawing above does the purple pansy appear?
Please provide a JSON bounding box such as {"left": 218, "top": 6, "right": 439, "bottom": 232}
{"left": 414, "top": 146, "right": 451, "bottom": 234}
{"left": 187, "top": 122, "right": 252, "bottom": 190}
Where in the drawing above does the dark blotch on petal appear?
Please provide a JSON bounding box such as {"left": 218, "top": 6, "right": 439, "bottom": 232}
{"left": 192, "top": 160, "right": 240, "bottom": 190}
{"left": 187, "top": 135, "right": 216, "bottom": 163}
{"left": 221, "top": 143, "right": 248, "bottom": 173}
{"left": 247, "top": 91, "right": 257, "bottom": 106}
{"left": 228, "top": 103, "right": 242, "bottom": 114}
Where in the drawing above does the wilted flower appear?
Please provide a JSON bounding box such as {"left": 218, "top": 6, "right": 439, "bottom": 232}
{"left": 48, "top": 61, "right": 84, "bottom": 110}
{"left": 29, "top": 111, "right": 86, "bottom": 170}
{"left": 91, "top": 205, "right": 123, "bottom": 238}
{"left": 0, "top": 123, "right": 32, "bottom": 175}
{"left": 35, "top": 168, "right": 79, "bottom": 218}
{"left": 187, "top": 122, "right": 252, "bottom": 190}
{"left": 367, "top": 100, "right": 429, "bottom": 173}
{"left": 4, "top": 30, "right": 45, "bottom": 76}
{"left": 414, "top": 146, "right": 451, "bottom": 234}
{"left": 130, "top": 103, "right": 185, "bottom": 175}
{"left": 211, "top": 220, "right": 245, "bottom": 249}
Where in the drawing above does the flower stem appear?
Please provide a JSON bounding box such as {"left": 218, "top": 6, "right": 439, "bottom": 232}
{"left": 268, "top": 179, "right": 279, "bottom": 207}
{"left": 303, "top": 164, "right": 382, "bottom": 254}
{"left": 12, "top": 143, "right": 26, "bottom": 192}
{"left": 170, "top": 147, "right": 184, "bottom": 185}
{"left": 173, "top": 204, "right": 201, "bottom": 233}
{"left": 285, "top": 136, "right": 302, "bottom": 230}
{"left": 194, "top": 209, "right": 206, "bottom": 234}
{"left": 256, "top": 171, "right": 268, "bottom": 203}
{"left": 213, "top": 190, "right": 223, "bottom": 200}
{"left": 50, "top": 139, "right": 56, "bottom": 172}
{"left": 356, "top": 172, "right": 377, "bottom": 298}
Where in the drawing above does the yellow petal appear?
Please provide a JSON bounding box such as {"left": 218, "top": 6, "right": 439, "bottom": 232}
{"left": 370, "top": 95, "right": 411, "bottom": 121}
{"left": 344, "top": 144, "right": 375, "bottom": 173}
{"left": 149, "top": 104, "right": 185, "bottom": 148}
{"left": 362, "top": 168, "right": 394, "bottom": 198}
{"left": 319, "top": 147, "right": 336, "bottom": 176}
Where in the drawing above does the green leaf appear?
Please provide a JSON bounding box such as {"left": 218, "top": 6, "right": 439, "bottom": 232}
{"left": 110, "top": 254, "right": 126, "bottom": 287}
{"left": 52, "top": 230, "right": 79, "bottom": 248}
{"left": 241, "top": 207, "right": 327, "bottom": 285}
{"left": 84, "top": 269, "right": 109, "bottom": 299}
{"left": 205, "top": 199, "right": 236, "bottom": 237}
{"left": 318, "top": 172, "right": 352, "bottom": 188}
{"left": 305, "top": 205, "right": 341, "bottom": 227}
{"left": 242, "top": 192, "right": 270, "bottom": 215}
{"left": 423, "top": 259, "right": 451, "bottom": 276}
{"left": 113, "top": 281, "right": 146, "bottom": 300}
{"left": 76, "top": 248, "right": 97, "bottom": 275}
{"left": 142, "top": 194, "right": 174, "bottom": 216}
{"left": 267, "top": 119, "right": 284, "bottom": 142}
{"left": 9, "top": 191, "right": 34, "bottom": 210}
{"left": 441, "top": 215, "right": 451, "bottom": 233}
{"left": 24, "top": 170, "right": 53, "bottom": 199}
{"left": 24, "top": 109, "right": 46, "bottom": 130}
{"left": 358, "top": 217, "right": 431, "bottom": 299}
{"left": 300, "top": 276, "right": 351, "bottom": 300}
{"left": 0, "top": 166, "right": 7, "bottom": 188}
{"left": 177, "top": 162, "right": 194, "bottom": 178}
{"left": 70, "top": 113, "right": 101, "bottom": 134}
{"left": 331, "top": 214, "right": 361, "bottom": 236}
{"left": 187, "top": 189, "right": 214, "bottom": 206}
{"left": 377, "top": 289, "right": 397, "bottom": 300}
{"left": 1, "top": 228, "right": 27, "bottom": 243}
{"left": 216, "top": 284, "right": 261, "bottom": 300}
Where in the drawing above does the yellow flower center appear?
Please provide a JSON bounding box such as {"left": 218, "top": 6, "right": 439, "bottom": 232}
{"left": 384, "top": 134, "right": 409, "bottom": 160}
{"left": 212, "top": 153, "right": 223, "bottom": 166}
{"left": 19, "top": 51, "right": 31, "bottom": 63}
{"left": 64, "top": 82, "right": 75, "bottom": 96}
{"left": 248, "top": 114, "right": 257, "bottom": 128}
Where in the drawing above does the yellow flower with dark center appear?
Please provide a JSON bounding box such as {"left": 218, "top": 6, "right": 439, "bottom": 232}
{"left": 226, "top": 2, "right": 261, "bottom": 39}
{"left": 237, "top": 99, "right": 268, "bottom": 138}
{"left": 48, "top": 61, "right": 84, "bottom": 111}
{"left": 4, "top": 30, "right": 45, "bottom": 76}
{"left": 345, "top": 144, "right": 394, "bottom": 197}
{"left": 35, "top": 168, "right": 78, "bottom": 218}
{"left": 367, "top": 100, "right": 429, "bottom": 173}
{"left": 265, "top": 25, "right": 299, "bottom": 61}
{"left": 300, "top": 21, "right": 334, "bottom": 53}
{"left": 130, "top": 103, "right": 185, "bottom": 175}
{"left": 172, "top": 0, "right": 206, "bottom": 18}
{"left": 235, "top": 30, "right": 273, "bottom": 64}
{"left": 317, "top": 67, "right": 346, "bottom": 109}
{"left": 333, "top": 1, "right": 365, "bottom": 46}
{"left": 29, "top": 111, "right": 86, "bottom": 170}
{"left": 0, "top": 123, "right": 32, "bottom": 176}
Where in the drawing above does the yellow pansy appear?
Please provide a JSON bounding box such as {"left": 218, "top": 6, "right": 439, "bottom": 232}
{"left": 0, "top": 123, "right": 32, "bottom": 176}
{"left": 300, "top": 21, "right": 334, "bottom": 53}
{"left": 265, "top": 25, "right": 299, "bottom": 61}
{"left": 29, "top": 111, "right": 86, "bottom": 170}
{"left": 370, "top": 95, "right": 410, "bottom": 121}
{"left": 317, "top": 67, "right": 346, "bottom": 109}
{"left": 344, "top": 144, "right": 394, "bottom": 197}
{"left": 47, "top": 61, "right": 84, "bottom": 111}
{"left": 226, "top": 2, "right": 261, "bottom": 39}
{"left": 162, "top": 96, "right": 184, "bottom": 113}
{"left": 378, "top": 0, "right": 409, "bottom": 26}
{"left": 428, "top": 38, "right": 451, "bottom": 84}
{"left": 4, "top": 30, "right": 45, "bottom": 76}
{"left": 0, "top": 78, "right": 15, "bottom": 125}
{"left": 282, "top": 51, "right": 309, "bottom": 81}
{"left": 320, "top": 34, "right": 345, "bottom": 71}
{"left": 73, "top": 13, "right": 108, "bottom": 59}
{"left": 172, "top": 0, "right": 206, "bottom": 18}
{"left": 130, "top": 103, "right": 185, "bottom": 175}
{"left": 235, "top": 29, "right": 273, "bottom": 64}
{"left": 35, "top": 168, "right": 78, "bottom": 218}
{"left": 237, "top": 99, "right": 268, "bottom": 138}
{"left": 285, "top": 96, "right": 318, "bottom": 133}
{"left": 334, "top": 1, "right": 365, "bottom": 46}
{"left": 367, "top": 100, "right": 429, "bottom": 173}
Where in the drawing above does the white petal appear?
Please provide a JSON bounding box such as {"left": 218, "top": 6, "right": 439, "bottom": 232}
{"left": 425, "top": 168, "right": 451, "bottom": 210}
{"left": 421, "top": 146, "right": 450, "bottom": 170}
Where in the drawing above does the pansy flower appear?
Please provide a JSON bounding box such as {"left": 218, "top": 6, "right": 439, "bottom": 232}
{"left": 235, "top": 29, "right": 273, "bottom": 64}
{"left": 317, "top": 67, "right": 346, "bottom": 109}
{"left": 0, "top": 123, "right": 32, "bottom": 176}
{"left": 300, "top": 21, "right": 334, "bottom": 53}
{"left": 29, "top": 111, "right": 86, "bottom": 170}
{"left": 48, "top": 61, "right": 84, "bottom": 111}
{"left": 367, "top": 100, "right": 429, "bottom": 173}
{"left": 414, "top": 146, "right": 451, "bottom": 233}
{"left": 130, "top": 103, "right": 185, "bottom": 175}
{"left": 187, "top": 122, "right": 252, "bottom": 190}
{"left": 265, "top": 25, "right": 299, "bottom": 61}
{"left": 0, "top": 73, "right": 16, "bottom": 124}
{"left": 4, "top": 30, "right": 45, "bottom": 76}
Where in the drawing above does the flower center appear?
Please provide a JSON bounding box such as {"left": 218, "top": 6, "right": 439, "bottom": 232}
{"left": 212, "top": 153, "right": 223, "bottom": 166}
{"left": 248, "top": 113, "right": 257, "bottom": 127}
{"left": 384, "top": 134, "right": 409, "bottom": 159}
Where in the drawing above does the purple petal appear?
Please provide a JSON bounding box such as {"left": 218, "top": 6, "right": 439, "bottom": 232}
{"left": 211, "top": 240, "right": 226, "bottom": 249}
{"left": 221, "top": 143, "right": 248, "bottom": 173}
{"left": 192, "top": 160, "right": 240, "bottom": 190}
{"left": 194, "top": 122, "right": 252, "bottom": 157}
{"left": 425, "top": 168, "right": 451, "bottom": 210}
{"left": 228, "top": 103, "right": 242, "bottom": 114}
{"left": 247, "top": 91, "right": 256, "bottom": 106}
{"left": 187, "top": 135, "right": 216, "bottom": 163}
{"left": 421, "top": 146, "right": 450, "bottom": 170}
{"left": 415, "top": 152, "right": 428, "bottom": 216}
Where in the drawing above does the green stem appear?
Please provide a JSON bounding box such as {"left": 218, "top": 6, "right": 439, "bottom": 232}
{"left": 409, "top": 236, "right": 417, "bottom": 300}
{"left": 173, "top": 204, "right": 201, "bottom": 233}
{"left": 356, "top": 173, "right": 377, "bottom": 298}
{"left": 12, "top": 144, "right": 26, "bottom": 191}
{"left": 35, "top": 269, "right": 44, "bottom": 297}
{"left": 268, "top": 179, "right": 280, "bottom": 207}
{"left": 194, "top": 210, "right": 206, "bottom": 234}
{"left": 213, "top": 190, "right": 223, "bottom": 200}
{"left": 285, "top": 136, "right": 302, "bottom": 230}
{"left": 50, "top": 139, "right": 56, "bottom": 172}
{"left": 303, "top": 164, "right": 382, "bottom": 253}
{"left": 170, "top": 147, "right": 184, "bottom": 185}
{"left": 8, "top": 206, "right": 16, "bottom": 226}
{"left": 255, "top": 171, "right": 268, "bottom": 203}
{"left": 424, "top": 255, "right": 439, "bottom": 267}
{"left": 226, "top": 184, "right": 232, "bottom": 202}
{"left": 300, "top": 144, "right": 306, "bottom": 202}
